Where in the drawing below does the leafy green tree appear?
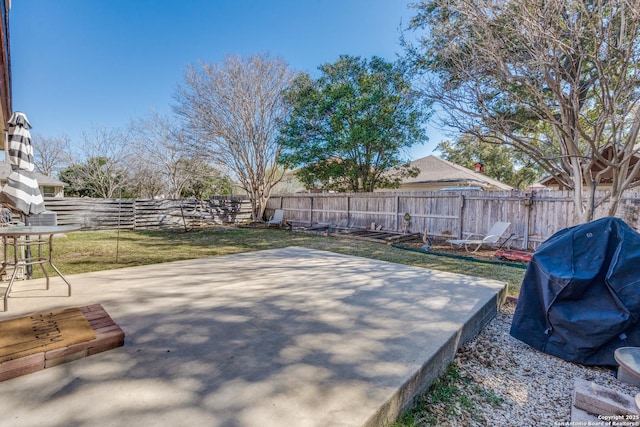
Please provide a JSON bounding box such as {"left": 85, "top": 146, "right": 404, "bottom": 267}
{"left": 279, "top": 55, "right": 429, "bottom": 192}
{"left": 58, "top": 163, "right": 93, "bottom": 197}
{"left": 406, "top": 0, "right": 640, "bottom": 221}
{"left": 437, "top": 135, "right": 544, "bottom": 189}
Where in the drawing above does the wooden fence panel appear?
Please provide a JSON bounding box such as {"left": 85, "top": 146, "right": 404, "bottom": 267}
{"left": 266, "top": 189, "right": 640, "bottom": 250}
{"left": 42, "top": 197, "right": 251, "bottom": 231}
{"left": 134, "top": 199, "right": 182, "bottom": 229}
{"left": 278, "top": 196, "right": 312, "bottom": 224}
{"left": 312, "top": 195, "right": 348, "bottom": 226}
{"left": 620, "top": 191, "right": 640, "bottom": 229}
{"left": 207, "top": 199, "right": 251, "bottom": 224}
{"left": 528, "top": 192, "right": 571, "bottom": 246}
{"left": 457, "top": 192, "right": 524, "bottom": 245}
{"left": 397, "top": 194, "right": 460, "bottom": 237}
{"left": 44, "top": 198, "right": 136, "bottom": 229}
{"left": 39, "top": 190, "right": 640, "bottom": 249}
{"left": 349, "top": 193, "right": 397, "bottom": 230}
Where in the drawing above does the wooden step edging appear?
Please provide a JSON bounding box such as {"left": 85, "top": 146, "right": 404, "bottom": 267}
{"left": 0, "top": 304, "right": 125, "bottom": 382}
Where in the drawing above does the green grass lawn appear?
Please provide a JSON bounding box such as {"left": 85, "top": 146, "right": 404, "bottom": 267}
{"left": 48, "top": 227, "right": 525, "bottom": 297}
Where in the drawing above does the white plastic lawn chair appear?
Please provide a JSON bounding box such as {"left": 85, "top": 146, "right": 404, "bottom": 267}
{"left": 446, "top": 221, "right": 511, "bottom": 252}
{"left": 266, "top": 209, "right": 285, "bottom": 227}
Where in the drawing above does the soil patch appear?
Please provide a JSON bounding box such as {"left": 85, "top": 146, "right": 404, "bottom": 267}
{"left": 398, "top": 239, "right": 507, "bottom": 262}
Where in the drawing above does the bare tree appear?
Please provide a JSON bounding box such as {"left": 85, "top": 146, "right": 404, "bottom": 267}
{"left": 174, "top": 53, "right": 296, "bottom": 220}
{"left": 128, "top": 112, "right": 211, "bottom": 199}
{"left": 67, "top": 126, "right": 130, "bottom": 198}
{"left": 31, "top": 133, "right": 73, "bottom": 177}
{"left": 126, "top": 160, "right": 166, "bottom": 199}
{"left": 407, "top": 0, "right": 640, "bottom": 222}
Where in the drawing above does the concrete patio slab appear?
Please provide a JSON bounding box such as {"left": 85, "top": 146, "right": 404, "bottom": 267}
{"left": 0, "top": 246, "right": 506, "bottom": 427}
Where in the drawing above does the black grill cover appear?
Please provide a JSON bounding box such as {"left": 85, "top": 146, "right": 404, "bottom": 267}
{"left": 510, "top": 217, "right": 640, "bottom": 366}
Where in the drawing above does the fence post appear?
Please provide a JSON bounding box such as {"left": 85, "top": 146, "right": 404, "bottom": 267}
{"left": 457, "top": 194, "right": 465, "bottom": 239}
{"left": 394, "top": 195, "right": 400, "bottom": 232}
{"left": 132, "top": 199, "right": 137, "bottom": 230}
{"left": 524, "top": 195, "right": 531, "bottom": 249}
{"left": 346, "top": 195, "right": 351, "bottom": 226}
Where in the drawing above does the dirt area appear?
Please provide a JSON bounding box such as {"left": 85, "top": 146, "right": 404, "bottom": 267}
{"left": 326, "top": 229, "right": 524, "bottom": 263}
{"left": 234, "top": 221, "right": 528, "bottom": 264}
{"left": 398, "top": 239, "right": 509, "bottom": 262}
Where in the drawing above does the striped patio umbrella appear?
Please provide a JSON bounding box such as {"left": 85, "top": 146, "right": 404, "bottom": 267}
{"left": 0, "top": 112, "right": 45, "bottom": 216}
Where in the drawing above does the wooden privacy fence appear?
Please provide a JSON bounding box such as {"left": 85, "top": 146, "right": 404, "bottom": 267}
{"left": 266, "top": 190, "right": 640, "bottom": 250}
{"left": 42, "top": 197, "right": 252, "bottom": 231}
{"left": 34, "top": 191, "right": 640, "bottom": 249}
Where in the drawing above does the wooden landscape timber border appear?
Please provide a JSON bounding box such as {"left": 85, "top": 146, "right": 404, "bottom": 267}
{"left": 266, "top": 190, "right": 640, "bottom": 250}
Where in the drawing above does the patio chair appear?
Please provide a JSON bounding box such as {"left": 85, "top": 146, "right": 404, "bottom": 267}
{"left": 446, "top": 221, "right": 511, "bottom": 252}
{"left": 266, "top": 209, "right": 285, "bottom": 227}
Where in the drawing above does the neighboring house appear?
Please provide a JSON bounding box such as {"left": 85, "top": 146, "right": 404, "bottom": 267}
{"left": 537, "top": 144, "right": 640, "bottom": 191}
{"left": 0, "top": 163, "right": 66, "bottom": 197}
{"left": 385, "top": 155, "right": 514, "bottom": 192}
{"left": 271, "top": 169, "right": 307, "bottom": 194}
{"left": 531, "top": 178, "right": 557, "bottom": 190}
{"left": 526, "top": 182, "right": 550, "bottom": 192}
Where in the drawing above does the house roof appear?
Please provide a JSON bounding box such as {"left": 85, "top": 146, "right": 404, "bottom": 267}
{"left": 402, "top": 155, "right": 514, "bottom": 190}
{"left": 0, "top": 162, "right": 67, "bottom": 187}
{"left": 537, "top": 144, "right": 640, "bottom": 189}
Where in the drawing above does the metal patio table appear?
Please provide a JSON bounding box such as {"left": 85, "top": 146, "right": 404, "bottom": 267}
{"left": 0, "top": 225, "right": 80, "bottom": 311}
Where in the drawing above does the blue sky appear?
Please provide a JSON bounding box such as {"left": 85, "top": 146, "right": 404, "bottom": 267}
{"left": 10, "top": 0, "right": 448, "bottom": 160}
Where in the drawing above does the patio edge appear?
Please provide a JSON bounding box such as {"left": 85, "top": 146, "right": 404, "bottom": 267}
{"left": 365, "top": 283, "right": 508, "bottom": 426}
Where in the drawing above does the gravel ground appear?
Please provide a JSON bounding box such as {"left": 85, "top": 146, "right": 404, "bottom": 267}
{"left": 413, "top": 300, "right": 640, "bottom": 426}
